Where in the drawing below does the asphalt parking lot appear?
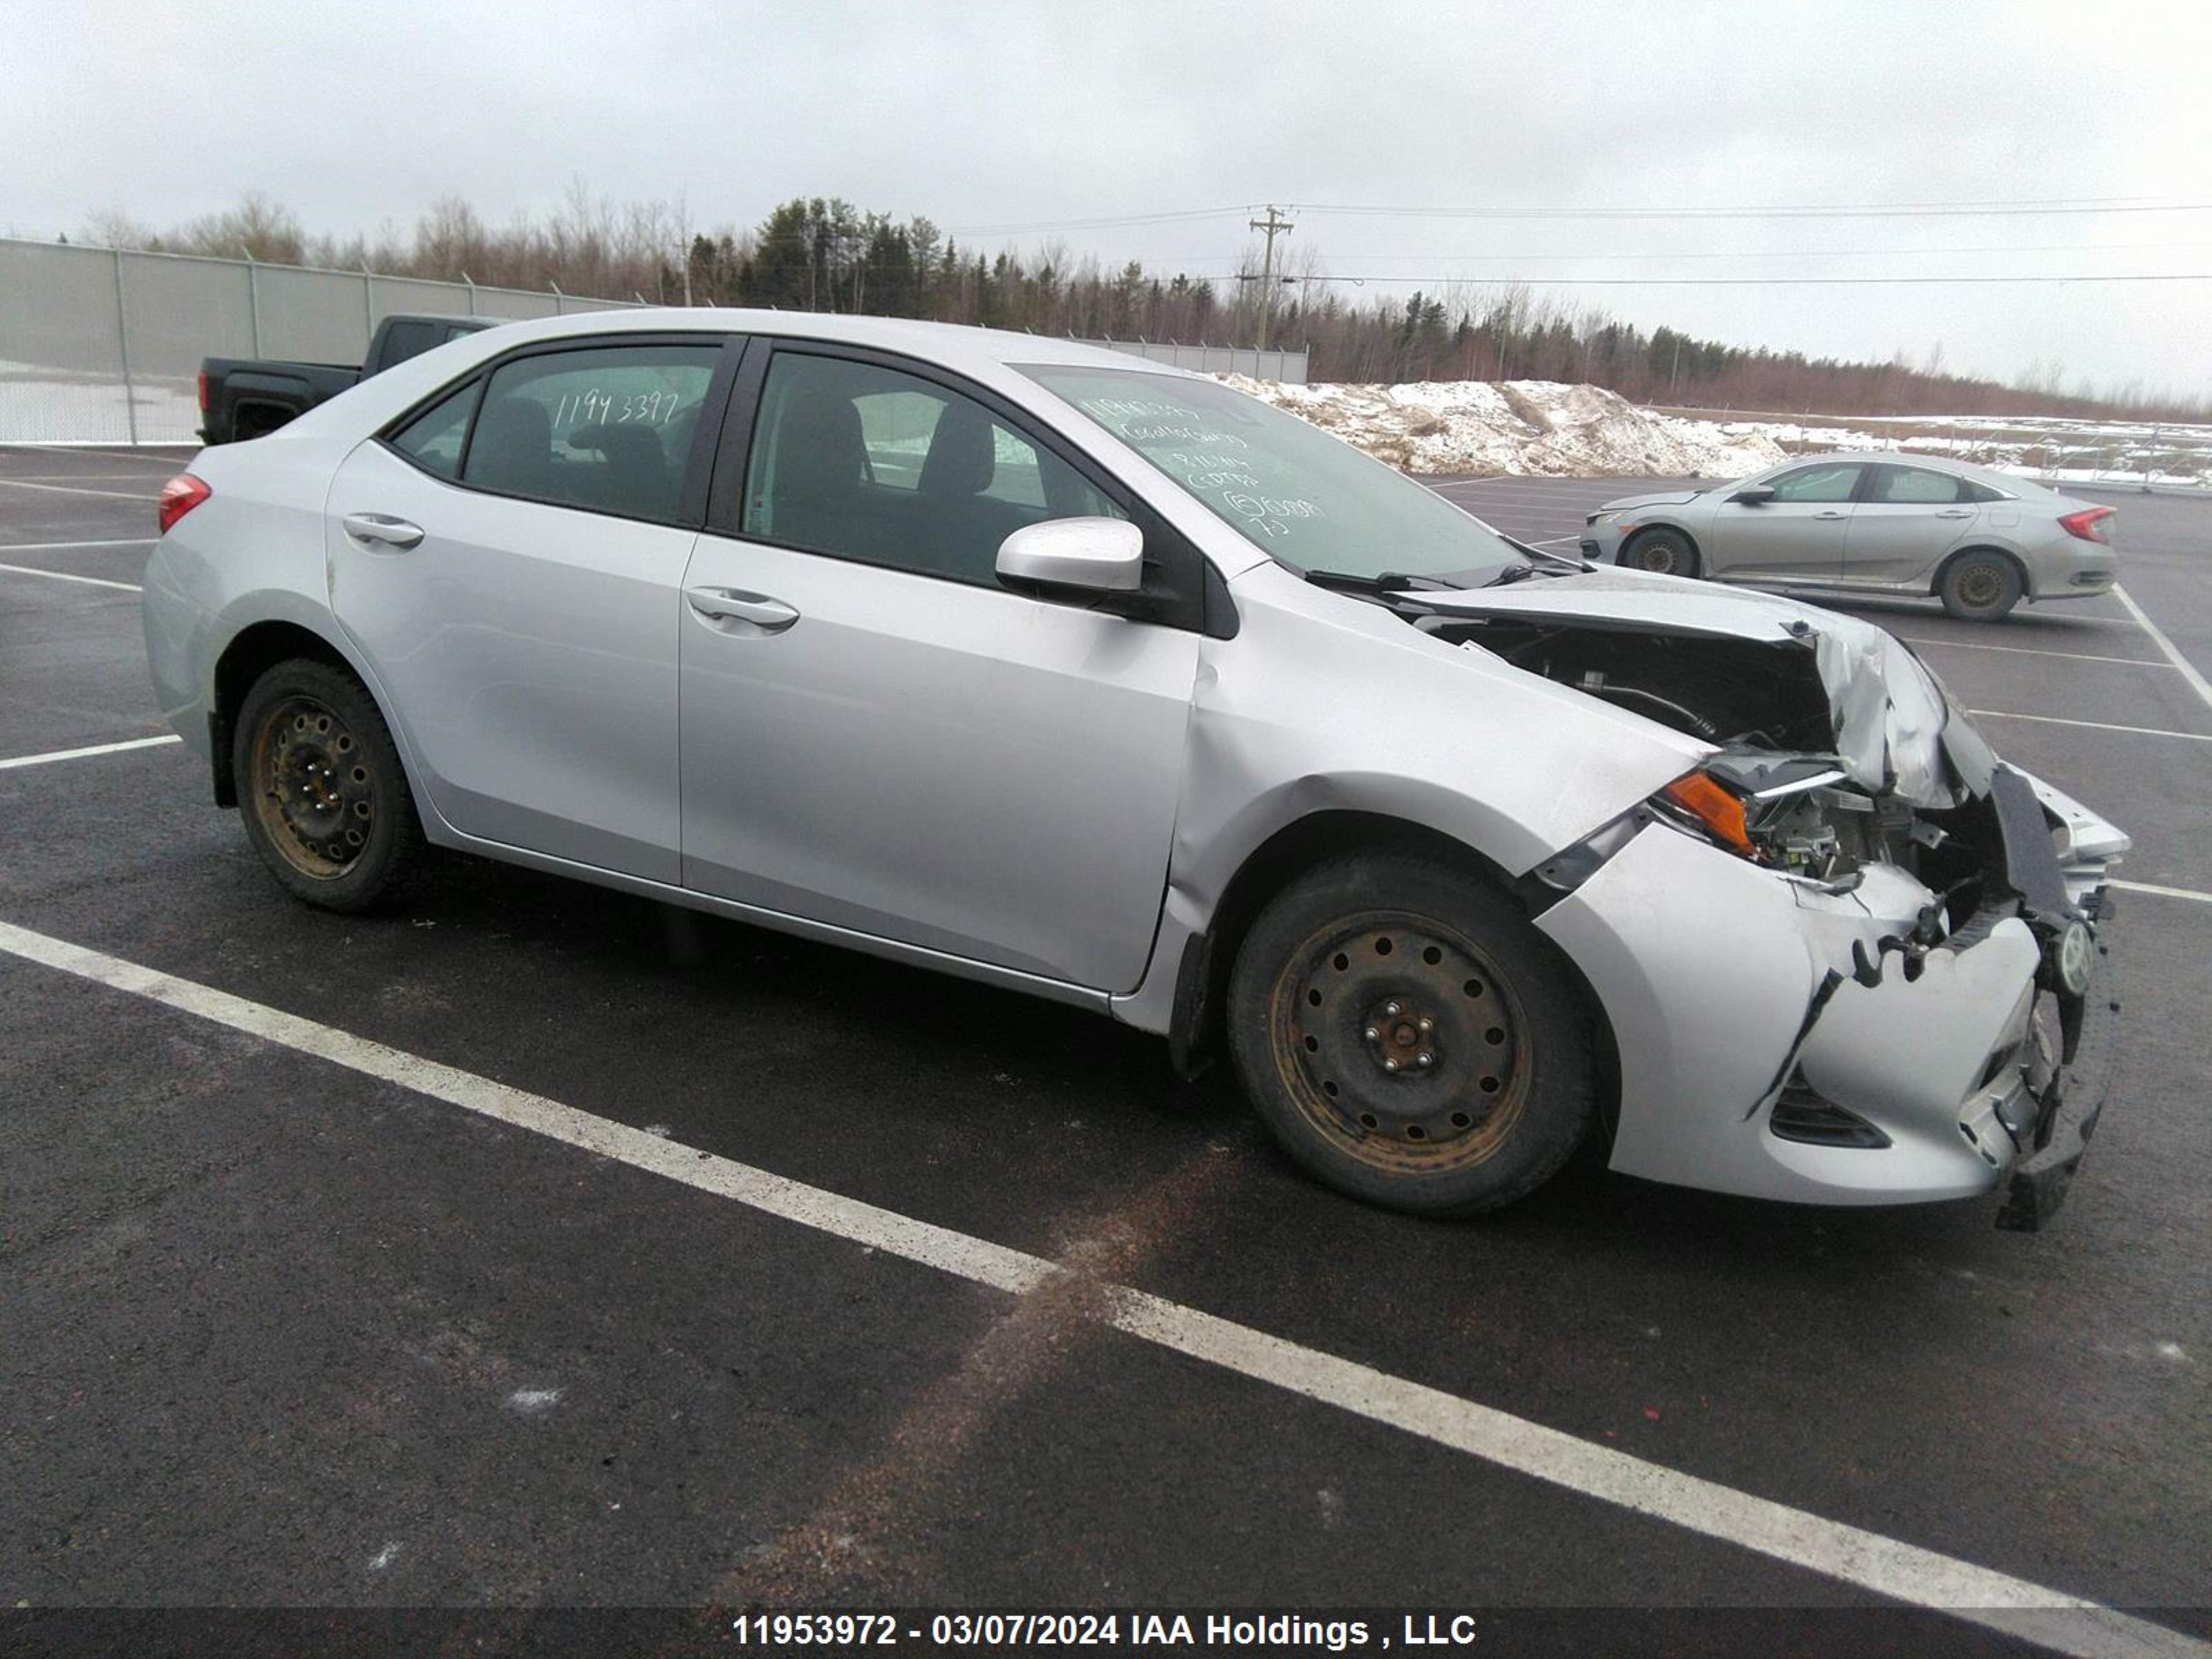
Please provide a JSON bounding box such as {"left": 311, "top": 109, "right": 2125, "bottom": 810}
{"left": 2, "top": 445, "right": 2207, "bottom": 1653}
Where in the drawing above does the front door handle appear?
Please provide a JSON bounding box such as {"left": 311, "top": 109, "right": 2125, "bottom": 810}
{"left": 1812, "top": 510, "right": 1848, "bottom": 520}
{"left": 686, "top": 586, "right": 800, "bottom": 632}
{"left": 343, "top": 512, "right": 424, "bottom": 550}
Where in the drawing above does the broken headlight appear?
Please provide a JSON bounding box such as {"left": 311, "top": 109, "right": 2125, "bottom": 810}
{"left": 1649, "top": 765, "right": 1920, "bottom": 883}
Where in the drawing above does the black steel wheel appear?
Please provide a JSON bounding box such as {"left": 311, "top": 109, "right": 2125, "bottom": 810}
{"left": 1622, "top": 527, "right": 1699, "bottom": 578}
{"left": 1227, "top": 850, "right": 1597, "bottom": 1216}
{"left": 1938, "top": 551, "right": 2023, "bottom": 622}
{"left": 234, "top": 657, "right": 421, "bottom": 912}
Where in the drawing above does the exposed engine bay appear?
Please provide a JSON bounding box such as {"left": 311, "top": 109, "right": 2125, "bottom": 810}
{"left": 1403, "top": 571, "right": 2124, "bottom": 1021}
{"left": 1425, "top": 615, "right": 1963, "bottom": 889}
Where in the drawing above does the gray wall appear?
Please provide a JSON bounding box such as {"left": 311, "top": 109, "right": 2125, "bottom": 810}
{"left": 0, "top": 238, "right": 637, "bottom": 444}
{"left": 0, "top": 237, "right": 1309, "bottom": 445}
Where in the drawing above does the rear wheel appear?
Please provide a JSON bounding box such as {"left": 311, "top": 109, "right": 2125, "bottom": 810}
{"left": 1226, "top": 852, "right": 1596, "bottom": 1217}
{"left": 1622, "top": 527, "right": 1699, "bottom": 578}
{"left": 234, "top": 658, "right": 422, "bottom": 912}
{"left": 1938, "top": 551, "right": 2023, "bottom": 622}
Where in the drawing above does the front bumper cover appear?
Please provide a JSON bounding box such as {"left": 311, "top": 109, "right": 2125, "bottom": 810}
{"left": 1996, "top": 926, "right": 2121, "bottom": 1230}
{"left": 1536, "top": 819, "right": 2122, "bottom": 1221}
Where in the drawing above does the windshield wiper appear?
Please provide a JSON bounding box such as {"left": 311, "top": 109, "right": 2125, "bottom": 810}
{"left": 1501, "top": 536, "right": 1591, "bottom": 572}
{"left": 1302, "top": 568, "right": 1455, "bottom": 594}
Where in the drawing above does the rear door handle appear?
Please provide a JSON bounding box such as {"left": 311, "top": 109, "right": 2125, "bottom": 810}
{"left": 1936, "top": 508, "right": 1975, "bottom": 518}
{"left": 686, "top": 586, "right": 800, "bottom": 632}
{"left": 343, "top": 512, "right": 424, "bottom": 550}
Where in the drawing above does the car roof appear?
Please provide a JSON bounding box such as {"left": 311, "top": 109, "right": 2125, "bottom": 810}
{"left": 466, "top": 306, "right": 1186, "bottom": 380}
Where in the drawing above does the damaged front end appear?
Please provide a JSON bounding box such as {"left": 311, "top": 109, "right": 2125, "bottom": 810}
{"left": 1410, "top": 572, "right": 2128, "bottom": 1228}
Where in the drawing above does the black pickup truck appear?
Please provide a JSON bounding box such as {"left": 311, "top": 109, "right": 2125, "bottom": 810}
{"left": 197, "top": 313, "right": 503, "bottom": 444}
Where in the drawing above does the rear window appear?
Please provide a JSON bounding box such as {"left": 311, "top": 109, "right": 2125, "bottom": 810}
{"left": 378, "top": 320, "right": 444, "bottom": 368}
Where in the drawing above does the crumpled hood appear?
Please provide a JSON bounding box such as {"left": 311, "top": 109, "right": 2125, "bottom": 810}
{"left": 1409, "top": 568, "right": 1985, "bottom": 807}
{"left": 1595, "top": 489, "right": 1705, "bottom": 512}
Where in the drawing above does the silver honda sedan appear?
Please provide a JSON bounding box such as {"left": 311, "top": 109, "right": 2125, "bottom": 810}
{"left": 142, "top": 312, "right": 2126, "bottom": 1228}
{"left": 1580, "top": 453, "right": 2119, "bottom": 621}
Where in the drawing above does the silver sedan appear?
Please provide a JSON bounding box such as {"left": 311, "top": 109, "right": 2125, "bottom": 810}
{"left": 142, "top": 314, "right": 2126, "bottom": 1226}
{"left": 1580, "top": 453, "right": 2119, "bottom": 621}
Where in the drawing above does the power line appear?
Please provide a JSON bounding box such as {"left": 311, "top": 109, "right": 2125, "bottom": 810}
{"left": 943, "top": 205, "right": 1256, "bottom": 235}
{"left": 1296, "top": 198, "right": 2212, "bottom": 222}
{"left": 1157, "top": 238, "right": 2212, "bottom": 266}
{"left": 946, "top": 195, "right": 2212, "bottom": 238}
{"left": 1284, "top": 272, "right": 2212, "bottom": 286}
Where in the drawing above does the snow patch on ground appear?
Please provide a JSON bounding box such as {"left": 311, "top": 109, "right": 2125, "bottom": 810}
{"left": 1221, "top": 376, "right": 1788, "bottom": 478}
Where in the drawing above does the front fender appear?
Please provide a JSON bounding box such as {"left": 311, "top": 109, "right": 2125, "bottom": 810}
{"left": 1111, "top": 564, "right": 1708, "bottom": 1033}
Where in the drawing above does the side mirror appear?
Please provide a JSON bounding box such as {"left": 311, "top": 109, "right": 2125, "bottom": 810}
{"left": 996, "top": 516, "right": 1145, "bottom": 597}
{"left": 1730, "top": 485, "right": 1776, "bottom": 505}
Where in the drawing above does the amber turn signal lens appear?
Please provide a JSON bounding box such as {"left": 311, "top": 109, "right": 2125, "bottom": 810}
{"left": 1659, "top": 772, "right": 1757, "bottom": 860}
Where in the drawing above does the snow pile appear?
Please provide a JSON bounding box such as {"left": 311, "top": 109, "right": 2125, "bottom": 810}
{"left": 1221, "top": 376, "right": 1788, "bottom": 478}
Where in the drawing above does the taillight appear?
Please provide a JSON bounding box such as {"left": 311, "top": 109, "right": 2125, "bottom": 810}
{"left": 196, "top": 371, "right": 209, "bottom": 413}
{"left": 158, "top": 474, "right": 211, "bottom": 536}
{"left": 2059, "top": 506, "right": 2114, "bottom": 544}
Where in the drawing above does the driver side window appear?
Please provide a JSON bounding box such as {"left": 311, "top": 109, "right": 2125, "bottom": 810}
{"left": 741, "top": 352, "right": 1124, "bottom": 587}
{"left": 1767, "top": 464, "right": 1863, "bottom": 504}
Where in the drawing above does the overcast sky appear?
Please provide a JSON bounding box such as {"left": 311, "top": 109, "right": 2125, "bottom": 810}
{"left": 6, "top": 0, "right": 2209, "bottom": 398}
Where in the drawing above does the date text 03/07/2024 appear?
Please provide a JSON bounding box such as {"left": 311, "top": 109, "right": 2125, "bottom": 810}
{"left": 728, "top": 1611, "right": 1483, "bottom": 1649}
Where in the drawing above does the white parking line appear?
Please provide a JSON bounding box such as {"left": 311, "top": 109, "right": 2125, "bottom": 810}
{"left": 0, "top": 917, "right": 2200, "bottom": 1659}
{"left": 1967, "top": 709, "right": 2212, "bottom": 744}
{"left": 0, "top": 478, "right": 156, "bottom": 504}
{"left": 1900, "top": 637, "right": 2174, "bottom": 670}
{"left": 0, "top": 538, "right": 157, "bottom": 553}
{"left": 2115, "top": 585, "right": 2212, "bottom": 715}
{"left": 5, "top": 444, "right": 190, "bottom": 467}
{"left": 0, "top": 476, "right": 155, "bottom": 502}
{"left": 0, "top": 735, "right": 180, "bottom": 771}
{"left": 0, "top": 561, "right": 144, "bottom": 592}
{"left": 2112, "top": 878, "right": 2212, "bottom": 906}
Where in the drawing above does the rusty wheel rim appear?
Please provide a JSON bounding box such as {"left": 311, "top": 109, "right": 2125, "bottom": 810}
{"left": 1633, "top": 538, "right": 1679, "bottom": 574}
{"left": 249, "top": 695, "right": 373, "bottom": 879}
{"left": 1956, "top": 562, "right": 2003, "bottom": 608}
{"left": 1266, "top": 910, "right": 1531, "bottom": 1175}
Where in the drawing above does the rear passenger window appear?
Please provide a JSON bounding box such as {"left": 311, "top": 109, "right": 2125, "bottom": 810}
{"left": 462, "top": 344, "right": 721, "bottom": 523}
{"left": 1875, "top": 466, "right": 1966, "bottom": 503}
{"left": 742, "top": 352, "right": 1124, "bottom": 586}
{"left": 388, "top": 381, "right": 479, "bottom": 481}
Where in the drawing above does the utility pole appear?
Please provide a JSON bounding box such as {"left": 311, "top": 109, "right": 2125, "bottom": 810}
{"left": 1248, "top": 205, "right": 1293, "bottom": 352}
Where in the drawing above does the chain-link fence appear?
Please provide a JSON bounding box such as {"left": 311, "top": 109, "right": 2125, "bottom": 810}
{"left": 1074, "top": 337, "right": 1309, "bottom": 384}
{"left": 0, "top": 238, "right": 639, "bottom": 444}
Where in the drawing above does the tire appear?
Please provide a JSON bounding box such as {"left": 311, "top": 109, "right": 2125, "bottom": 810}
{"left": 1938, "top": 551, "right": 2023, "bottom": 622}
{"left": 232, "top": 657, "right": 422, "bottom": 912}
{"left": 1226, "top": 851, "right": 1597, "bottom": 1217}
{"left": 1622, "top": 527, "right": 1699, "bottom": 578}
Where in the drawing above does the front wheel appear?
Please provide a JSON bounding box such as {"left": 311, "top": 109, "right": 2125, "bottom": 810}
{"left": 1622, "top": 527, "right": 1699, "bottom": 578}
{"left": 234, "top": 657, "right": 422, "bottom": 912}
{"left": 1938, "top": 551, "right": 2023, "bottom": 622}
{"left": 1226, "top": 852, "right": 1597, "bottom": 1217}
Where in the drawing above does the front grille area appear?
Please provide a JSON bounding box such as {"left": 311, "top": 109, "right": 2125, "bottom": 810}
{"left": 1770, "top": 1076, "right": 1893, "bottom": 1149}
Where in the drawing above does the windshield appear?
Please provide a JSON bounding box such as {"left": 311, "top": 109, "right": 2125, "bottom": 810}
{"left": 1019, "top": 366, "right": 1528, "bottom": 585}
